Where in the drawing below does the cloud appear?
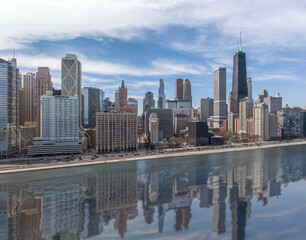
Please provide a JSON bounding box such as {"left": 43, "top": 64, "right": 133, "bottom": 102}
{"left": 1, "top": 0, "right": 306, "bottom": 51}
{"left": 255, "top": 74, "right": 303, "bottom": 82}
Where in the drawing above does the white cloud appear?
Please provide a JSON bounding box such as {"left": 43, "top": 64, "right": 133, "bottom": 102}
{"left": 255, "top": 74, "right": 303, "bottom": 82}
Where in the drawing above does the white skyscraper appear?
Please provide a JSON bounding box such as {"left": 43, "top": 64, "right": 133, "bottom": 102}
{"left": 61, "top": 54, "right": 82, "bottom": 125}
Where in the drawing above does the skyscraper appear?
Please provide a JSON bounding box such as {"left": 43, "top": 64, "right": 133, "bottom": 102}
{"left": 175, "top": 78, "right": 183, "bottom": 100}
{"left": 36, "top": 67, "right": 52, "bottom": 136}
{"left": 82, "top": 87, "right": 101, "bottom": 128}
{"left": 213, "top": 68, "right": 227, "bottom": 128}
{"left": 263, "top": 93, "right": 282, "bottom": 115}
{"left": 230, "top": 46, "right": 247, "bottom": 114}
{"left": 143, "top": 92, "right": 155, "bottom": 114}
{"left": 183, "top": 79, "right": 192, "bottom": 107}
{"left": 116, "top": 80, "right": 127, "bottom": 108}
{"left": 239, "top": 98, "right": 254, "bottom": 134}
{"left": 157, "top": 79, "right": 166, "bottom": 109}
{"left": 253, "top": 103, "right": 270, "bottom": 139}
{"left": 247, "top": 78, "right": 252, "bottom": 99}
{"left": 61, "top": 54, "right": 82, "bottom": 125}
{"left": 24, "top": 72, "right": 37, "bottom": 122}
{"left": 0, "top": 58, "right": 19, "bottom": 158}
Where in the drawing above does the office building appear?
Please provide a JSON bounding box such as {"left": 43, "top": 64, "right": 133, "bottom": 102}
{"left": 103, "top": 97, "right": 113, "bottom": 111}
{"left": 158, "top": 79, "right": 166, "bottom": 109}
{"left": 82, "top": 87, "right": 101, "bottom": 128}
{"left": 96, "top": 112, "right": 137, "bottom": 153}
{"left": 247, "top": 78, "right": 252, "bottom": 99}
{"left": 24, "top": 72, "right": 37, "bottom": 122}
{"left": 0, "top": 58, "right": 19, "bottom": 158}
{"left": 239, "top": 98, "right": 254, "bottom": 134}
{"left": 61, "top": 54, "right": 82, "bottom": 125}
{"left": 149, "top": 113, "right": 159, "bottom": 144}
{"left": 269, "top": 114, "right": 278, "bottom": 139}
{"left": 99, "top": 89, "right": 105, "bottom": 111}
{"left": 257, "top": 89, "right": 268, "bottom": 103}
{"left": 200, "top": 98, "right": 214, "bottom": 122}
{"left": 253, "top": 103, "right": 269, "bottom": 139}
{"left": 277, "top": 105, "right": 301, "bottom": 139}
{"left": 188, "top": 121, "right": 209, "bottom": 146}
{"left": 127, "top": 98, "right": 138, "bottom": 109}
{"left": 145, "top": 109, "right": 173, "bottom": 139}
{"left": 183, "top": 79, "right": 192, "bottom": 107}
{"left": 228, "top": 113, "right": 238, "bottom": 133}
{"left": 19, "top": 87, "right": 25, "bottom": 126}
{"left": 174, "top": 114, "right": 189, "bottom": 135}
{"left": 230, "top": 47, "right": 248, "bottom": 114}
{"left": 264, "top": 93, "right": 282, "bottom": 115}
{"left": 166, "top": 99, "right": 191, "bottom": 109}
{"left": 28, "top": 91, "right": 82, "bottom": 156}
{"left": 143, "top": 92, "right": 155, "bottom": 114}
{"left": 213, "top": 68, "right": 227, "bottom": 128}
{"left": 36, "top": 67, "right": 52, "bottom": 136}
{"left": 175, "top": 78, "right": 183, "bottom": 100}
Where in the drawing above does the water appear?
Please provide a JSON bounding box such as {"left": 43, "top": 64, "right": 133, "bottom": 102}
{"left": 0, "top": 145, "right": 306, "bottom": 240}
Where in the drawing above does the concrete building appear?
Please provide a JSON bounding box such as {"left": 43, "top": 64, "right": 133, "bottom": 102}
{"left": 239, "top": 98, "right": 254, "bottom": 134}
{"left": 127, "top": 98, "right": 138, "bottom": 109}
{"left": 145, "top": 109, "right": 173, "bottom": 139}
{"left": 264, "top": 93, "right": 282, "bottom": 115}
{"left": 228, "top": 113, "right": 238, "bottom": 133}
{"left": 301, "top": 108, "right": 306, "bottom": 138}
{"left": 116, "top": 80, "right": 127, "bottom": 109}
{"left": 183, "top": 79, "right": 192, "bottom": 107}
{"left": 200, "top": 98, "right": 214, "bottom": 122}
{"left": 24, "top": 72, "right": 37, "bottom": 122}
{"left": 253, "top": 103, "right": 269, "bottom": 139}
{"left": 61, "top": 54, "right": 82, "bottom": 125}
{"left": 277, "top": 105, "right": 301, "bottom": 139}
{"left": 188, "top": 121, "right": 209, "bottom": 146}
{"left": 0, "top": 58, "right": 19, "bottom": 158}
{"left": 175, "top": 78, "right": 183, "bottom": 100}
{"left": 28, "top": 91, "right": 82, "bottom": 156}
{"left": 96, "top": 112, "right": 137, "bottom": 153}
{"left": 166, "top": 99, "right": 191, "bottom": 109}
{"left": 82, "top": 87, "right": 101, "bottom": 128}
{"left": 257, "top": 89, "right": 268, "bottom": 103}
{"left": 269, "top": 114, "right": 278, "bottom": 139}
{"left": 19, "top": 122, "right": 37, "bottom": 154}
{"left": 158, "top": 79, "right": 166, "bottom": 109}
{"left": 19, "top": 87, "right": 25, "bottom": 126}
{"left": 174, "top": 114, "right": 189, "bottom": 135}
{"left": 36, "top": 67, "right": 52, "bottom": 136}
{"left": 247, "top": 119, "right": 254, "bottom": 136}
{"left": 149, "top": 113, "right": 159, "bottom": 145}
{"left": 143, "top": 92, "right": 155, "bottom": 114}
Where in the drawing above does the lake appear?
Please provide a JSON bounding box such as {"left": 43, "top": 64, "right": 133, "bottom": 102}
{"left": 0, "top": 144, "right": 306, "bottom": 239}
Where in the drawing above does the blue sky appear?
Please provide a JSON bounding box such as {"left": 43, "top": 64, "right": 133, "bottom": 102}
{"left": 1, "top": 0, "right": 306, "bottom": 113}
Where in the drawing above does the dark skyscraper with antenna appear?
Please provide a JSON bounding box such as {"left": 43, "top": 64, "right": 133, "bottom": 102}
{"left": 230, "top": 34, "right": 248, "bottom": 114}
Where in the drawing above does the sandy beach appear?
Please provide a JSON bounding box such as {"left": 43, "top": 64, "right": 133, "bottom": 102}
{"left": 0, "top": 140, "right": 305, "bottom": 174}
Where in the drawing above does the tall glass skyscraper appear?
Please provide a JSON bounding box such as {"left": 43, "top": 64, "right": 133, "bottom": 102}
{"left": 0, "top": 58, "right": 19, "bottom": 158}
{"left": 157, "top": 79, "right": 165, "bottom": 109}
{"left": 82, "top": 87, "right": 101, "bottom": 128}
{"left": 230, "top": 49, "right": 247, "bottom": 114}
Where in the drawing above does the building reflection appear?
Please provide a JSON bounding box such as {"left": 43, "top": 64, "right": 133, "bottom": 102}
{"left": 0, "top": 146, "right": 305, "bottom": 239}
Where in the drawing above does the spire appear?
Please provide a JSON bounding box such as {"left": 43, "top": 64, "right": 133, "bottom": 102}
{"left": 240, "top": 31, "right": 242, "bottom": 51}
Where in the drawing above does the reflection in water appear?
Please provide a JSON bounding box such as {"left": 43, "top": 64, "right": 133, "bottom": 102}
{"left": 0, "top": 145, "right": 306, "bottom": 239}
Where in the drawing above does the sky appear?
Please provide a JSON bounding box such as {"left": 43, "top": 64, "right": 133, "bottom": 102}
{"left": 1, "top": 0, "right": 306, "bottom": 113}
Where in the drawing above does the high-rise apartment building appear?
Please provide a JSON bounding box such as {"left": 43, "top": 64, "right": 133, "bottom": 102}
{"left": 175, "top": 79, "right": 183, "bottom": 100}
{"left": 158, "top": 79, "right": 166, "bottom": 109}
{"left": 301, "top": 108, "right": 306, "bottom": 138}
{"left": 149, "top": 113, "right": 159, "bottom": 145}
{"left": 277, "top": 105, "right": 301, "bottom": 139}
{"left": 239, "top": 98, "right": 254, "bottom": 134}
{"left": 28, "top": 91, "right": 81, "bottom": 155}
{"left": 253, "top": 103, "right": 270, "bottom": 139}
{"left": 19, "top": 87, "right": 25, "bottom": 126}
{"left": 61, "top": 54, "right": 82, "bottom": 125}
{"left": 82, "top": 87, "right": 101, "bottom": 128}
{"left": 230, "top": 49, "right": 247, "bottom": 114}
{"left": 269, "top": 114, "right": 278, "bottom": 139}
{"left": 143, "top": 92, "right": 155, "bottom": 114}
{"left": 24, "top": 72, "right": 37, "bottom": 122}
{"left": 36, "top": 67, "right": 52, "bottom": 136}
{"left": 96, "top": 112, "right": 137, "bottom": 153}
{"left": 0, "top": 58, "right": 19, "bottom": 158}
{"left": 213, "top": 68, "right": 227, "bottom": 128}
{"left": 200, "top": 98, "right": 214, "bottom": 122}
{"left": 264, "top": 93, "right": 282, "bottom": 115}
{"left": 183, "top": 79, "right": 192, "bottom": 107}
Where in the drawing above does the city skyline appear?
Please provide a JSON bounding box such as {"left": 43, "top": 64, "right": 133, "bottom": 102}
{"left": 0, "top": 1, "right": 305, "bottom": 114}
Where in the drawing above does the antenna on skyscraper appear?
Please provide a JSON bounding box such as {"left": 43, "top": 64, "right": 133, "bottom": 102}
{"left": 240, "top": 31, "right": 242, "bottom": 51}
{"left": 13, "top": 49, "right": 15, "bottom": 58}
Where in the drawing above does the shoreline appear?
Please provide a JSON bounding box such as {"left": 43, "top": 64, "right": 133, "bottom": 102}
{"left": 0, "top": 141, "right": 305, "bottom": 174}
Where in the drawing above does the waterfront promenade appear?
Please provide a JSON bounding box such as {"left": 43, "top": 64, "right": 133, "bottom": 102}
{"left": 0, "top": 140, "right": 305, "bottom": 174}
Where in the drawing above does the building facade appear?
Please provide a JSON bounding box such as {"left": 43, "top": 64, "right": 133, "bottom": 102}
{"left": 19, "top": 87, "right": 25, "bottom": 126}
{"left": 183, "top": 79, "right": 192, "bottom": 107}
{"left": 200, "top": 98, "right": 214, "bottom": 122}
{"left": 61, "top": 54, "right": 82, "bottom": 125}
{"left": 213, "top": 68, "right": 227, "bottom": 128}
{"left": 264, "top": 94, "right": 282, "bottom": 115}
{"left": 0, "top": 58, "right": 19, "bottom": 158}
{"left": 301, "top": 108, "right": 306, "bottom": 138}
{"left": 188, "top": 121, "right": 209, "bottom": 146}
{"left": 82, "top": 87, "right": 101, "bottom": 128}
{"left": 277, "top": 106, "right": 301, "bottom": 139}
{"left": 158, "top": 79, "right": 166, "bottom": 109}
{"left": 149, "top": 113, "right": 159, "bottom": 144}
{"left": 174, "top": 114, "right": 189, "bottom": 135}
{"left": 239, "top": 98, "right": 254, "bottom": 134}
{"left": 96, "top": 112, "right": 137, "bottom": 153}
{"left": 253, "top": 103, "right": 269, "bottom": 139}
{"left": 24, "top": 72, "right": 37, "bottom": 122}
{"left": 145, "top": 109, "right": 173, "bottom": 139}
{"left": 166, "top": 99, "right": 191, "bottom": 109}
{"left": 175, "top": 79, "right": 183, "bottom": 100}
{"left": 143, "top": 92, "right": 155, "bottom": 114}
